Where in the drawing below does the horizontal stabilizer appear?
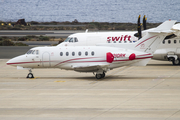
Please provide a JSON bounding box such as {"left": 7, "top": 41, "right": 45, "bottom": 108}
{"left": 171, "top": 23, "right": 180, "bottom": 31}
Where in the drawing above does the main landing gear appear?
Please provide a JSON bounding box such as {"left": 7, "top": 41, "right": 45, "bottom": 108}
{"left": 172, "top": 58, "right": 180, "bottom": 65}
{"left": 95, "top": 72, "right": 106, "bottom": 79}
{"left": 27, "top": 69, "right": 34, "bottom": 78}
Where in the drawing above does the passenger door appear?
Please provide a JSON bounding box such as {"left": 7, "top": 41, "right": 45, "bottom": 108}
{"left": 42, "top": 52, "right": 51, "bottom": 67}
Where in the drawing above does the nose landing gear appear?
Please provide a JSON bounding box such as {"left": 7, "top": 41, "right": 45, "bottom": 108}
{"left": 27, "top": 69, "right": 34, "bottom": 78}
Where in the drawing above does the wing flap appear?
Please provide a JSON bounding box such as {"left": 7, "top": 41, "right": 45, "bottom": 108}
{"left": 72, "top": 64, "right": 109, "bottom": 72}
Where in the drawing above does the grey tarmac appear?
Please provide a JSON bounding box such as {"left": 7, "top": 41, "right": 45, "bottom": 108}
{"left": 0, "top": 59, "right": 180, "bottom": 120}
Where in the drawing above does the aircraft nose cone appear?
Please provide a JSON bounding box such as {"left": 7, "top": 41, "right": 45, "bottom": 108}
{"left": 6, "top": 58, "right": 17, "bottom": 66}
{"left": 6, "top": 59, "right": 11, "bottom": 65}
{"left": 6, "top": 55, "right": 26, "bottom": 67}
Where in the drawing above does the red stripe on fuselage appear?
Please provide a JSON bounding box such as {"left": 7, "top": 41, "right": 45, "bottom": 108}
{"left": 7, "top": 61, "right": 41, "bottom": 65}
{"left": 135, "top": 36, "right": 157, "bottom": 48}
{"left": 7, "top": 56, "right": 153, "bottom": 66}
{"left": 54, "top": 57, "right": 101, "bottom": 66}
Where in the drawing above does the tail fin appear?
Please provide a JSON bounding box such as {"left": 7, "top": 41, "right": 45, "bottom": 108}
{"left": 134, "top": 20, "right": 176, "bottom": 54}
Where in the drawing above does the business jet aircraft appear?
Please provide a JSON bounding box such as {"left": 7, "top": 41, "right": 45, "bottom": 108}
{"left": 6, "top": 20, "right": 176, "bottom": 79}
{"left": 58, "top": 17, "right": 180, "bottom": 65}
{"left": 57, "top": 15, "right": 147, "bottom": 47}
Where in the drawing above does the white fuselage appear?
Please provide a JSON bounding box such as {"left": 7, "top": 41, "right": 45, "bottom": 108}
{"left": 58, "top": 31, "right": 180, "bottom": 63}
{"left": 153, "top": 38, "right": 180, "bottom": 61}
{"left": 6, "top": 46, "right": 152, "bottom": 72}
{"left": 58, "top": 31, "right": 138, "bottom": 47}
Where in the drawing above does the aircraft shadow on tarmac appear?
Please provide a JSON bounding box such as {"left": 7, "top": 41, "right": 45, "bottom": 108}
{"left": 147, "top": 64, "right": 174, "bottom": 66}
{"left": 15, "top": 75, "right": 159, "bottom": 81}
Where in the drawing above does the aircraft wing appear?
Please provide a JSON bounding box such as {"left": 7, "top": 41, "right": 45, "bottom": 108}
{"left": 72, "top": 64, "right": 109, "bottom": 72}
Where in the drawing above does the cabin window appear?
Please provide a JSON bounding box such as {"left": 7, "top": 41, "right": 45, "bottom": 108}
{"left": 72, "top": 52, "right": 75, "bottom": 56}
{"left": 74, "top": 37, "right": 78, "bottom": 42}
{"left": 66, "top": 52, "right": 69, "bottom": 56}
{"left": 162, "top": 40, "right": 165, "bottom": 44}
{"left": 174, "top": 40, "right": 177, "bottom": 44}
{"left": 78, "top": 52, "right": 81, "bottom": 56}
{"left": 64, "top": 37, "right": 71, "bottom": 42}
{"left": 85, "top": 51, "right": 88, "bottom": 56}
{"left": 91, "top": 51, "right": 95, "bottom": 56}
{"left": 60, "top": 52, "right": 63, "bottom": 56}
{"left": 168, "top": 40, "right": 171, "bottom": 44}
{"left": 119, "top": 41, "right": 121, "bottom": 43}
{"left": 114, "top": 41, "right": 116, "bottom": 43}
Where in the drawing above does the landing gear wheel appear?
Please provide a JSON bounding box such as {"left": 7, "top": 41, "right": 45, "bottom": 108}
{"left": 101, "top": 72, "right": 105, "bottom": 78}
{"left": 172, "top": 58, "right": 180, "bottom": 65}
{"left": 27, "top": 73, "right": 34, "bottom": 78}
{"left": 95, "top": 74, "right": 102, "bottom": 79}
{"left": 95, "top": 72, "right": 106, "bottom": 79}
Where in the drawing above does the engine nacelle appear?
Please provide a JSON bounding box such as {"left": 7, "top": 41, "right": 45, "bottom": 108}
{"left": 106, "top": 52, "right": 136, "bottom": 63}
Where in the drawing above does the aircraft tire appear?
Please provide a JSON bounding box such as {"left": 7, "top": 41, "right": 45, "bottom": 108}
{"left": 101, "top": 72, "right": 105, "bottom": 78}
{"left": 172, "top": 58, "right": 180, "bottom": 65}
{"left": 95, "top": 74, "right": 102, "bottom": 79}
{"left": 27, "top": 73, "right": 34, "bottom": 78}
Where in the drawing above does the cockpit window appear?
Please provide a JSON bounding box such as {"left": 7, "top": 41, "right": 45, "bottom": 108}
{"left": 64, "top": 37, "right": 78, "bottom": 43}
{"left": 74, "top": 37, "right": 78, "bottom": 42}
{"left": 32, "top": 50, "right": 36, "bottom": 54}
{"left": 26, "top": 50, "right": 39, "bottom": 55}
{"left": 27, "top": 50, "right": 33, "bottom": 54}
{"left": 64, "top": 37, "right": 71, "bottom": 42}
{"left": 36, "top": 50, "right": 39, "bottom": 55}
{"left": 69, "top": 38, "right": 74, "bottom": 42}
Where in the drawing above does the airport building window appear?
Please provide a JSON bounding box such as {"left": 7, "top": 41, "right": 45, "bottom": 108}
{"left": 72, "top": 52, "right": 75, "bottom": 56}
{"left": 168, "top": 40, "right": 171, "bottom": 44}
{"left": 91, "top": 51, "right": 95, "bottom": 56}
{"left": 85, "top": 51, "right": 88, "bottom": 56}
{"left": 174, "top": 40, "right": 177, "bottom": 44}
{"left": 66, "top": 52, "right": 69, "bottom": 56}
{"left": 74, "top": 37, "right": 78, "bottom": 42}
{"left": 78, "top": 52, "right": 81, "bottom": 56}
{"left": 60, "top": 52, "right": 63, "bottom": 56}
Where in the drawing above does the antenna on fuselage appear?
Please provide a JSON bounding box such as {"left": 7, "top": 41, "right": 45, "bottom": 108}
{"left": 85, "top": 29, "right": 88, "bottom": 33}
